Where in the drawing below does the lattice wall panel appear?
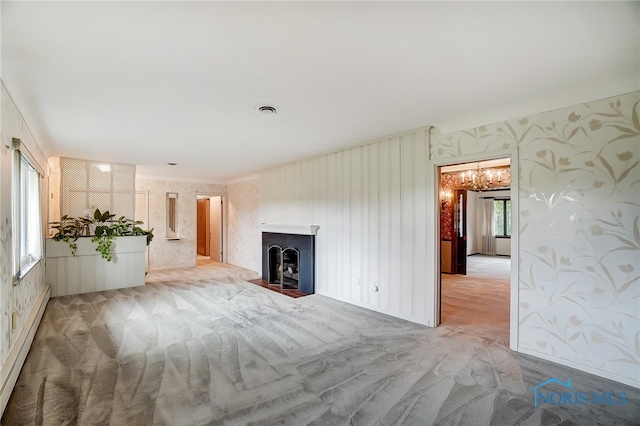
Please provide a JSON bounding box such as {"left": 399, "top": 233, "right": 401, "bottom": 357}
{"left": 61, "top": 157, "right": 135, "bottom": 219}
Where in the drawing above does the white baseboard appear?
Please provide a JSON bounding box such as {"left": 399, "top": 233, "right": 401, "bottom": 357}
{"left": 0, "top": 285, "right": 50, "bottom": 417}
{"left": 314, "top": 291, "right": 432, "bottom": 327}
{"left": 518, "top": 347, "right": 640, "bottom": 389}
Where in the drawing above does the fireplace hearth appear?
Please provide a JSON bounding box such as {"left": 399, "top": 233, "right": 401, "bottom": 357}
{"left": 261, "top": 226, "right": 317, "bottom": 294}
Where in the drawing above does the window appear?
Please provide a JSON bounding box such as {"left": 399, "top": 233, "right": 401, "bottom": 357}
{"left": 494, "top": 198, "right": 511, "bottom": 237}
{"left": 12, "top": 139, "right": 43, "bottom": 281}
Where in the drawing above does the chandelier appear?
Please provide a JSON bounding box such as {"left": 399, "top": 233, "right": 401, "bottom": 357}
{"left": 458, "top": 163, "right": 504, "bottom": 192}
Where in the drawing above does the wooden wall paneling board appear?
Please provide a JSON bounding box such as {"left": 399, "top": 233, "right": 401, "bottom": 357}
{"left": 400, "top": 135, "right": 415, "bottom": 315}
{"left": 319, "top": 154, "right": 339, "bottom": 294}
{"left": 295, "top": 161, "right": 304, "bottom": 223}
{"left": 360, "top": 146, "right": 369, "bottom": 304}
{"left": 56, "top": 260, "right": 66, "bottom": 297}
{"left": 45, "top": 262, "right": 55, "bottom": 296}
{"left": 368, "top": 143, "right": 380, "bottom": 308}
{"left": 115, "top": 254, "right": 127, "bottom": 290}
{"left": 378, "top": 139, "right": 391, "bottom": 312}
{"left": 269, "top": 167, "right": 277, "bottom": 224}
{"left": 293, "top": 161, "right": 301, "bottom": 222}
{"left": 291, "top": 162, "right": 298, "bottom": 220}
{"left": 95, "top": 256, "right": 104, "bottom": 292}
{"left": 304, "top": 160, "right": 313, "bottom": 223}
{"left": 389, "top": 137, "right": 402, "bottom": 314}
{"left": 312, "top": 157, "right": 323, "bottom": 294}
{"left": 105, "top": 257, "right": 115, "bottom": 290}
{"left": 413, "top": 133, "right": 428, "bottom": 320}
{"left": 67, "top": 257, "right": 79, "bottom": 296}
{"left": 349, "top": 147, "right": 362, "bottom": 301}
{"left": 340, "top": 150, "right": 350, "bottom": 300}
{"left": 79, "top": 257, "right": 94, "bottom": 294}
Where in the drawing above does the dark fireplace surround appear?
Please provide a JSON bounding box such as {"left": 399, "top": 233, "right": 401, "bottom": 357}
{"left": 261, "top": 226, "right": 316, "bottom": 294}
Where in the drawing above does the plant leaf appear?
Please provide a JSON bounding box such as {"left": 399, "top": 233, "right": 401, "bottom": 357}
{"left": 599, "top": 156, "right": 616, "bottom": 181}
{"left": 616, "top": 161, "right": 639, "bottom": 184}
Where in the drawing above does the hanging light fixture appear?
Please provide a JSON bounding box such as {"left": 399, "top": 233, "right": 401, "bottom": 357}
{"left": 458, "top": 163, "right": 504, "bottom": 192}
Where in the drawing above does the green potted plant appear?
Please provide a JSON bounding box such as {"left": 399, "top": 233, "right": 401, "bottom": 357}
{"left": 50, "top": 208, "right": 154, "bottom": 262}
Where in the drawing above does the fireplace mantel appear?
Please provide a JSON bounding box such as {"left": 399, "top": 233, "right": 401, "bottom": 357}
{"left": 260, "top": 224, "right": 319, "bottom": 236}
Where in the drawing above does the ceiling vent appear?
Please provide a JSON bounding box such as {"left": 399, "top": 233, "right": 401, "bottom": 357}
{"left": 257, "top": 105, "right": 277, "bottom": 114}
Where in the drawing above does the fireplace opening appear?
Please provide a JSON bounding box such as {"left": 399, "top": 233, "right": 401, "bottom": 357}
{"left": 262, "top": 231, "right": 315, "bottom": 294}
{"left": 282, "top": 248, "right": 299, "bottom": 289}
{"left": 268, "top": 245, "right": 282, "bottom": 285}
{"left": 268, "top": 245, "right": 300, "bottom": 290}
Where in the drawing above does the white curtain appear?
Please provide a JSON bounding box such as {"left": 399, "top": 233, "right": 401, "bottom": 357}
{"left": 481, "top": 198, "right": 496, "bottom": 256}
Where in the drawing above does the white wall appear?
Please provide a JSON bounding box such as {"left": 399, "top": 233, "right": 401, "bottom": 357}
{"left": 227, "top": 179, "right": 261, "bottom": 274}
{"left": 0, "top": 82, "right": 50, "bottom": 415}
{"left": 257, "top": 92, "right": 640, "bottom": 387}
{"left": 432, "top": 92, "right": 639, "bottom": 387}
{"left": 135, "top": 178, "right": 225, "bottom": 270}
{"left": 261, "top": 130, "right": 432, "bottom": 324}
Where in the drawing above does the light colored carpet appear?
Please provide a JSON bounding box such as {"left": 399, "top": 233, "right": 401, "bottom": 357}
{"left": 441, "top": 255, "right": 510, "bottom": 345}
{"left": 3, "top": 263, "right": 638, "bottom": 425}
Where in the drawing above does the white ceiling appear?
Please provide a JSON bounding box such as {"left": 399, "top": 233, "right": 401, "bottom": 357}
{"left": 3, "top": 1, "right": 638, "bottom": 183}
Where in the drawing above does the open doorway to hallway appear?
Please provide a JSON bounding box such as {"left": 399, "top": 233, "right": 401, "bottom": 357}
{"left": 439, "top": 158, "right": 512, "bottom": 345}
{"left": 196, "top": 195, "right": 223, "bottom": 265}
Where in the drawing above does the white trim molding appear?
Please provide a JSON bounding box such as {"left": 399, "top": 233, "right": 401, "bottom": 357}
{"left": 0, "top": 285, "right": 50, "bottom": 416}
{"left": 261, "top": 224, "right": 319, "bottom": 236}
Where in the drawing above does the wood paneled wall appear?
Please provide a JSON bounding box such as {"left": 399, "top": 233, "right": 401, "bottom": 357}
{"left": 260, "top": 128, "right": 433, "bottom": 324}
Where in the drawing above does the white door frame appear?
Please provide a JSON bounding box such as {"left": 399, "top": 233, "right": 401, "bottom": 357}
{"left": 195, "top": 193, "right": 226, "bottom": 264}
{"left": 429, "top": 148, "right": 519, "bottom": 351}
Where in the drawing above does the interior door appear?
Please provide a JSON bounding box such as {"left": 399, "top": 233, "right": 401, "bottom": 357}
{"left": 197, "top": 199, "right": 206, "bottom": 255}
{"left": 210, "top": 196, "right": 222, "bottom": 262}
{"left": 453, "top": 189, "right": 467, "bottom": 275}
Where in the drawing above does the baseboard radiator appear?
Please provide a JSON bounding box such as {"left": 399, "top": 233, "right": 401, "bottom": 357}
{"left": 0, "top": 286, "right": 50, "bottom": 417}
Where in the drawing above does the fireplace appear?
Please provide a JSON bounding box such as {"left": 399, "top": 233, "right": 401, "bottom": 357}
{"left": 261, "top": 225, "right": 318, "bottom": 294}
{"left": 268, "top": 245, "right": 300, "bottom": 289}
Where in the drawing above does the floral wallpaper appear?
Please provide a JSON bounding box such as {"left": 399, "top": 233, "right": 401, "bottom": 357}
{"left": 432, "top": 92, "right": 640, "bottom": 385}
{"left": 227, "top": 179, "right": 261, "bottom": 275}
{"left": 135, "top": 178, "right": 225, "bottom": 270}
{"left": 1, "top": 83, "right": 49, "bottom": 367}
{"left": 440, "top": 173, "right": 457, "bottom": 241}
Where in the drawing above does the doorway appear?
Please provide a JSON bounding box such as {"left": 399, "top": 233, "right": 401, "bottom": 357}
{"left": 438, "top": 158, "right": 512, "bottom": 345}
{"left": 196, "top": 195, "right": 223, "bottom": 262}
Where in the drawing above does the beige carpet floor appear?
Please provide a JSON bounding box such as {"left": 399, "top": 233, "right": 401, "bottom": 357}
{"left": 2, "top": 262, "right": 638, "bottom": 425}
{"left": 441, "top": 255, "right": 511, "bottom": 345}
